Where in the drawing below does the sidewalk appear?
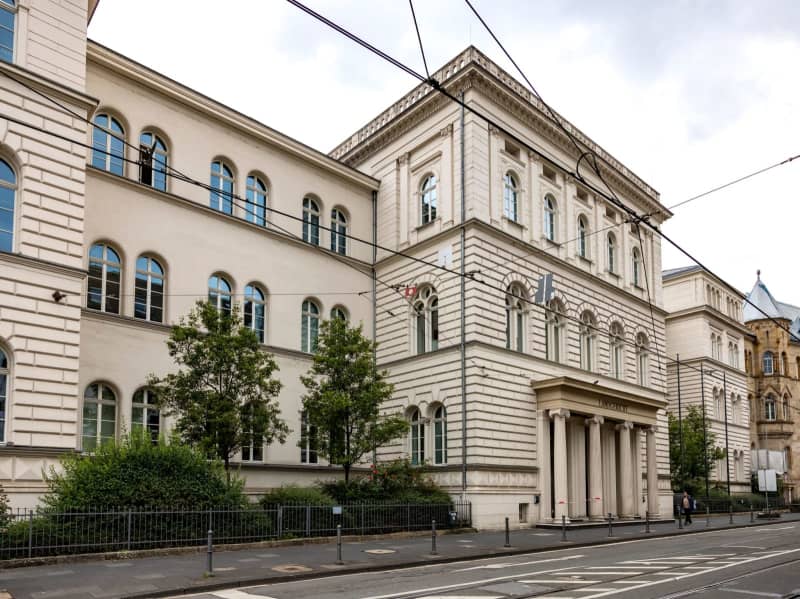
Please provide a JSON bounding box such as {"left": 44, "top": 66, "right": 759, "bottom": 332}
{"left": 2, "top": 512, "right": 798, "bottom": 599}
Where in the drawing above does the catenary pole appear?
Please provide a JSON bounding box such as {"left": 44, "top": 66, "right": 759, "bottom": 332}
{"left": 700, "top": 364, "right": 710, "bottom": 499}
{"left": 677, "top": 354, "right": 684, "bottom": 490}
{"left": 460, "top": 92, "right": 468, "bottom": 495}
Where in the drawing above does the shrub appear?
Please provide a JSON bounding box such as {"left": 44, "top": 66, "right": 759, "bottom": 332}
{"left": 259, "top": 485, "right": 335, "bottom": 507}
{"left": 43, "top": 431, "right": 247, "bottom": 511}
{"left": 0, "top": 482, "right": 9, "bottom": 529}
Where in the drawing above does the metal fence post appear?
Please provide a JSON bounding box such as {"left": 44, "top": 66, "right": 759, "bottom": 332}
{"left": 277, "top": 505, "right": 283, "bottom": 538}
{"left": 504, "top": 516, "right": 511, "bottom": 547}
{"left": 645, "top": 510, "right": 650, "bottom": 534}
{"left": 127, "top": 509, "right": 132, "bottom": 551}
{"left": 678, "top": 504, "right": 683, "bottom": 529}
{"left": 205, "top": 528, "right": 214, "bottom": 577}
{"left": 361, "top": 504, "right": 365, "bottom": 536}
{"left": 336, "top": 524, "right": 343, "bottom": 565}
{"left": 305, "top": 505, "right": 311, "bottom": 538}
{"left": 431, "top": 519, "right": 437, "bottom": 555}
{"left": 750, "top": 503, "right": 754, "bottom": 523}
{"left": 28, "top": 509, "right": 34, "bottom": 558}
{"left": 561, "top": 515, "right": 567, "bottom": 542}
{"left": 607, "top": 513, "right": 613, "bottom": 537}
{"left": 729, "top": 502, "right": 734, "bottom": 525}
{"left": 706, "top": 505, "right": 710, "bottom": 527}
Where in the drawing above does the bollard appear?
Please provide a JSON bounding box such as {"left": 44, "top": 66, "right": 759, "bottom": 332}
{"left": 336, "top": 524, "right": 343, "bottom": 565}
{"left": 729, "top": 503, "right": 734, "bottom": 525}
{"left": 750, "top": 503, "right": 755, "bottom": 523}
{"left": 205, "top": 529, "right": 214, "bottom": 577}
{"left": 645, "top": 510, "right": 650, "bottom": 534}
{"left": 607, "top": 513, "right": 613, "bottom": 537}
{"left": 28, "top": 510, "right": 33, "bottom": 558}
{"left": 504, "top": 516, "right": 511, "bottom": 548}
{"left": 127, "top": 509, "right": 132, "bottom": 551}
{"left": 431, "top": 519, "right": 438, "bottom": 555}
{"left": 706, "top": 505, "right": 710, "bottom": 527}
{"left": 561, "top": 515, "right": 567, "bottom": 542}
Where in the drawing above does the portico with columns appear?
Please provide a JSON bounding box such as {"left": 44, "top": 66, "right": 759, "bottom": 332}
{"left": 534, "top": 377, "right": 664, "bottom": 522}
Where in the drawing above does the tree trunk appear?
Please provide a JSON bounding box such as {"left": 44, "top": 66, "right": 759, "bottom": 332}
{"left": 344, "top": 462, "right": 351, "bottom": 484}
{"left": 224, "top": 455, "right": 230, "bottom": 484}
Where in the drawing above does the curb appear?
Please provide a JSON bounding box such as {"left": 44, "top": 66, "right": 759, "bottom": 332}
{"left": 116, "top": 516, "right": 796, "bottom": 599}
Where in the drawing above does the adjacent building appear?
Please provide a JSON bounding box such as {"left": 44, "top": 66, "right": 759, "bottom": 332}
{"left": 0, "top": 1, "right": 676, "bottom": 527}
{"left": 663, "top": 266, "right": 752, "bottom": 495}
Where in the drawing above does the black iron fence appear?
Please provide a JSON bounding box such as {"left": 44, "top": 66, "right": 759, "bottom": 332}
{"left": 673, "top": 493, "right": 790, "bottom": 515}
{"left": 0, "top": 500, "right": 471, "bottom": 560}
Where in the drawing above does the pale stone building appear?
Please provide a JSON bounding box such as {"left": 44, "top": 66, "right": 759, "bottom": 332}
{"left": 663, "top": 266, "right": 751, "bottom": 495}
{"left": 0, "top": 2, "right": 675, "bottom": 527}
{"left": 744, "top": 273, "right": 800, "bottom": 502}
{"left": 331, "top": 47, "right": 673, "bottom": 527}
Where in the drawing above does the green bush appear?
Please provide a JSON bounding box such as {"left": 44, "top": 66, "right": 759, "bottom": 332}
{"left": 0, "top": 482, "right": 9, "bottom": 529}
{"left": 259, "top": 485, "right": 335, "bottom": 507}
{"left": 43, "top": 432, "right": 247, "bottom": 510}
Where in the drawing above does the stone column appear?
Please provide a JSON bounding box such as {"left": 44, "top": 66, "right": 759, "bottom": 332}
{"left": 586, "top": 415, "right": 604, "bottom": 520}
{"left": 633, "top": 427, "right": 643, "bottom": 517}
{"left": 617, "top": 421, "right": 634, "bottom": 518}
{"left": 646, "top": 426, "right": 659, "bottom": 517}
{"left": 551, "top": 408, "right": 570, "bottom": 522}
{"left": 538, "top": 409, "right": 552, "bottom": 522}
{"left": 602, "top": 423, "right": 617, "bottom": 516}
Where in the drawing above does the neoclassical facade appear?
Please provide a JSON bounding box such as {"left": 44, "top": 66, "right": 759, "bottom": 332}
{"left": 744, "top": 273, "right": 800, "bottom": 502}
{"left": 663, "top": 266, "right": 751, "bottom": 494}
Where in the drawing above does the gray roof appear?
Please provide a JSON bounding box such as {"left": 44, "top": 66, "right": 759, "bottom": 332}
{"left": 744, "top": 273, "right": 800, "bottom": 322}
{"left": 662, "top": 265, "right": 702, "bottom": 280}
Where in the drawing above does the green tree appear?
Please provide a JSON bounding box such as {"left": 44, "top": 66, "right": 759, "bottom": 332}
{"left": 0, "top": 481, "right": 9, "bottom": 528}
{"left": 149, "top": 301, "right": 288, "bottom": 474}
{"left": 668, "top": 405, "right": 724, "bottom": 495}
{"left": 300, "top": 318, "right": 409, "bottom": 483}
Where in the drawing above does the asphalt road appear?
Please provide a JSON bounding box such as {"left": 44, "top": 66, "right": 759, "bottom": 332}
{"left": 176, "top": 522, "right": 800, "bottom": 599}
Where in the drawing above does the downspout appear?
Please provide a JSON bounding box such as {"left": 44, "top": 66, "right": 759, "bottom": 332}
{"left": 460, "top": 92, "right": 467, "bottom": 495}
{"left": 372, "top": 189, "right": 378, "bottom": 466}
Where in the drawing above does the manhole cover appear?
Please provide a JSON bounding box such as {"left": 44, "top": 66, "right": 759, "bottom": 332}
{"left": 365, "top": 549, "right": 396, "bottom": 554}
{"left": 271, "top": 564, "right": 312, "bottom": 573}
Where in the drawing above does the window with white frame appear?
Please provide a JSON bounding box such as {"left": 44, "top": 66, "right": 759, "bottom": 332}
{"left": 330, "top": 306, "right": 348, "bottom": 321}
{"left": 241, "top": 420, "right": 263, "bottom": 462}
{"left": 0, "top": 158, "right": 16, "bottom": 253}
{"left": 208, "top": 274, "right": 233, "bottom": 316}
{"left": 763, "top": 351, "right": 774, "bottom": 375}
{"left": 636, "top": 332, "right": 649, "bottom": 385}
{"left": 139, "top": 132, "right": 168, "bottom": 191}
{"left": 0, "top": 347, "right": 7, "bottom": 442}
{"left": 302, "top": 197, "right": 320, "bottom": 245}
{"left": 244, "top": 284, "right": 266, "bottom": 343}
{"left": 545, "top": 299, "right": 565, "bottom": 363}
{"left": 420, "top": 175, "right": 437, "bottom": 225}
{"left": 330, "top": 208, "right": 347, "bottom": 255}
{"left": 609, "top": 321, "right": 625, "bottom": 379}
{"left": 544, "top": 195, "right": 556, "bottom": 241}
{"left": 409, "top": 407, "right": 424, "bottom": 465}
{"left": 134, "top": 255, "right": 164, "bottom": 323}
{"left": 632, "top": 247, "right": 642, "bottom": 287}
{"left": 432, "top": 404, "right": 447, "bottom": 465}
{"left": 577, "top": 216, "right": 589, "bottom": 259}
{"left": 503, "top": 172, "right": 519, "bottom": 222}
{"left": 0, "top": 0, "right": 15, "bottom": 63}
{"left": 92, "top": 114, "right": 125, "bottom": 175}
{"left": 579, "top": 310, "right": 597, "bottom": 372}
{"left": 505, "top": 283, "right": 526, "bottom": 352}
{"left": 87, "top": 243, "right": 122, "bottom": 314}
{"left": 82, "top": 382, "right": 116, "bottom": 451}
{"left": 606, "top": 233, "right": 617, "bottom": 274}
{"left": 413, "top": 286, "right": 439, "bottom": 354}
{"left": 131, "top": 388, "right": 159, "bottom": 443}
{"left": 301, "top": 299, "right": 320, "bottom": 353}
{"left": 300, "top": 411, "right": 318, "bottom": 464}
{"left": 764, "top": 394, "right": 776, "bottom": 420}
{"left": 210, "top": 160, "right": 234, "bottom": 214}
{"left": 245, "top": 175, "right": 267, "bottom": 226}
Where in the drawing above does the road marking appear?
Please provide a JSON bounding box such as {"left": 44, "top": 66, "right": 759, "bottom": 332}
{"left": 455, "top": 554, "right": 583, "bottom": 572}
{"left": 719, "top": 589, "right": 782, "bottom": 597}
{"left": 574, "top": 589, "right": 615, "bottom": 593}
{"left": 613, "top": 580, "right": 656, "bottom": 584}
{"left": 415, "top": 596, "right": 502, "bottom": 599}
{"left": 589, "top": 565, "right": 664, "bottom": 569}
{"left": 724, "top": 545, "right": 766, "bottom": 549}
{"left": 559, "top": 571, "right": 643, "bottom": 576}
{"left": 517, "top": 579, "right": 601, "bottom": 584}
{"left": 213, "top": 591, "right": 276, "bottom": 599}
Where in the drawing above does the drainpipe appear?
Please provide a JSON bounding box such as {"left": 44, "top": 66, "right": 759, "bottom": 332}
{"left": 460, "top": 92, "right": 467, "bottom": 495}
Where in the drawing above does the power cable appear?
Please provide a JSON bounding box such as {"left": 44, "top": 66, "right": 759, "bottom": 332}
{"left": 408, "top": 0, "right": 430, "bottom": 79}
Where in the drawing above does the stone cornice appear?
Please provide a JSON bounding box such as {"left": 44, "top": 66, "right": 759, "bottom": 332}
{"left": 0, "top": 59, "right": 98, "bottom": 112}
{"left": 665, "top": 305, "right": 753, "bottom": 337}
{"left": 0, "top": 250, "right": 87, "bottom": 279}
{"left": 86, "top": 41, "right": 379, "bottom": 191}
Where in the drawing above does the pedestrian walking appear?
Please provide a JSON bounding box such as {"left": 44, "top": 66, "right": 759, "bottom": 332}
{"left": 682, "top": 490, "right": 693, "bottom": 525}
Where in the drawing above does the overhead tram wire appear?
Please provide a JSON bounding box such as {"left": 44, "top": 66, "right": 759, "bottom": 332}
{"left": 283, "top": 0, "right": 800, "bottom": 344}
{"left": 408, "top": 0, "right": 430, "bottom": 79}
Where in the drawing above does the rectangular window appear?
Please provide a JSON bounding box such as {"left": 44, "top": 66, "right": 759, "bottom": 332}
{"left": 0, "top": 7, "right": 14, "bottom": 64}
{"left": 300, "top": 412, "right": 318, "bottom": 464}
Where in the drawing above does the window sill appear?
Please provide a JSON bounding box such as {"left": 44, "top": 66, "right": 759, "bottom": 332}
{"left": 502, "top": 216, "right": 525, "bottom": 230}
{"left": 541, "top": 236, "right": 561, "bottom": 248}
{"left": 606, "top": 270, "right": 620, "bottom": 280}
{"left": 416, "top": 218, "right": 440, "bottom": 232}
{"left": 577, "top": 255, "right": 593, "bottom": 266}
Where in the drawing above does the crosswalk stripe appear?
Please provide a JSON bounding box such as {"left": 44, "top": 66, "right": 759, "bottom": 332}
{"left": 213, "top": 590, "right": 277, "bottom": 599}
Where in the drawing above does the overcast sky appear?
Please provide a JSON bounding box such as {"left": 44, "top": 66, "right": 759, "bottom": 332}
{"left": 89, "top": 1, "right": 800, "bottom": 303}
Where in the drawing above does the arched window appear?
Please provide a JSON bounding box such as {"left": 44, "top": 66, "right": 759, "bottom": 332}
{"left": 796, "top": 356, "right": 800, "bottom": 379}
{"left": 577, "top": 216, "right": 589, "bottom": 259}
{"left": 420, "top": 175, "right": 437, "bottom": 225}
{"left": 82, "top": 382, "right": 116, "bottom": 451}
{"left": 0, "top": 158, "right": 16, "bottom": 252}
{"left": 413, "top": 286, "right": 439, "bottom": 354}
{"left": 244, "top": 284, "right": 266, "bottom": 343}
{"left": 300, "top": 410, "right": 318, "bottom": 464}
{"left": 505, "top": 284, "right": 526, "bottom": 352}
{"left": 87, "top": 243, "right": 122, "bottom": 314}
{"left": 609, "top": 321, "right": 625, "bottom": 379}
{"left": 764, "top": 394, "right": 776, "bottom": 421}
{"left": 503, "top": 172, "right": 518, "bottom": 222}
{"left": 714, "top": 388, "right": 724, "bottom": 420}
{"left": 409, "top": 407, "right": 424, "bottom": 465}
{"left": 91, "top": 114, "right": 125, "bottom": 175}
{"left": 607, "top": 233, "right": 617, "bottom": 274}
{"left": 636, "top": 332, "right": 649, "bottom": 385}
{"left": 730, "top": 395, "right": 739, "bottom": 425}
{"left": 782, "top": 352, "right": 789, "bottom": 376}
{"left": 545, "top": 299, "right": 565, "bottom": 363}
{"left": 0, "top": 0, "right": 15, "bottom": 63}
{"left": 330, "top": 306, "right": 348, "bottom": 321}
{"left": 245, "top": 175, "right": 267, "bottom": 227}
{"left": 302, "top": 197, "right": 320, "bottom": 245}
{"left": 783, "top": 394, "right": 790, "bottom": 420}
{"left": 763, "top": 351, "right": 774, "bottom": 375}
{"left": 134, "top": 255, "right": 164, "bottom": 323}
{"left": 579, "top": 310, "right": 596, "bottom": 371}
{"left": 0, "top": 347, "right": 7, "bottom": 442}
{"left": 139, "top": 132, "right": 168, "bottom": 191}
{"left": 208, "top": 274, "right": 232, "bottom": 316}
{"left": 544, "top": 195, "right": 556, "bottom": 241}
{"left": 330, "top": 208, "right": 347, "bottom": 255}
{"left": 432, "top": 404, "right": 447, "bottom": 465}
{"left": 131, "top": 388, "right": 159, "bottom": 443}
{"left": 301, "top": 299, "right": 320, "bottom": 353}
{"left": 209, "top": 160, "right": 234, "bottom": 214}
{"left": 632, "top": 247, "right": 642, "bottom": 287}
